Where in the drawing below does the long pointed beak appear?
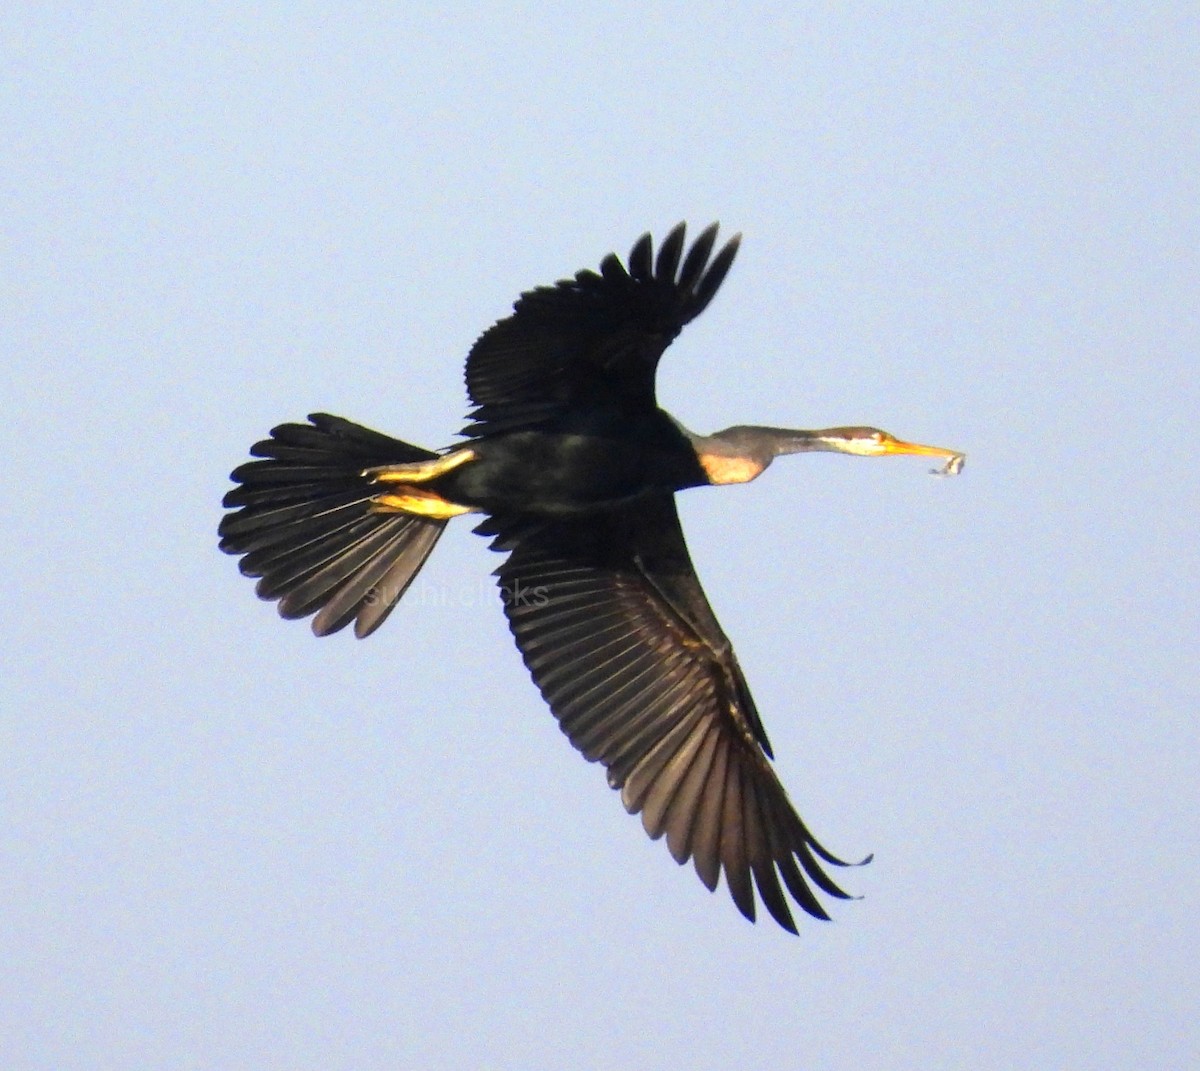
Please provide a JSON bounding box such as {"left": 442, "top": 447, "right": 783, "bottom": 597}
{"left": 883, "top": 438, "right": 966, "bottom": 476}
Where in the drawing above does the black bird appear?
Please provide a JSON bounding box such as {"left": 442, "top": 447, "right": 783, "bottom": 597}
{"left": 219, "top": 223, "right": 964, "bottom": 932}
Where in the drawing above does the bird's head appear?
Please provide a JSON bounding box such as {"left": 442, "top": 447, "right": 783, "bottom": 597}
{"left": 799, "top": 426, "right": 963, "bottom": 468}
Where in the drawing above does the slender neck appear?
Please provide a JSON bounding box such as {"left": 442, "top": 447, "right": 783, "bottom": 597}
{"left": 765, "top": 428, "right": 855, "bottom": 457}
{"left": 678, "top": 423, "right": 833, "bottom": 486}
{"left": 706, "top": 425, "right": 860, "bottom": 458}
{"left": 669, "top": 417, "right": 886, "bottom": 486}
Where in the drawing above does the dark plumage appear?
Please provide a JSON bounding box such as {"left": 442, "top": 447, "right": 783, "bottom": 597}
{"left": 220, "top": 222, "right": 963, "bottom": 932}
{"left": 220, "top": 414, "right": 446, "bottom": 638}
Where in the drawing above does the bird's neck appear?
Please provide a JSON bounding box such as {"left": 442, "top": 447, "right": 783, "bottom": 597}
{"left": 668, "top": 418, "right": 772, "bottom": 486}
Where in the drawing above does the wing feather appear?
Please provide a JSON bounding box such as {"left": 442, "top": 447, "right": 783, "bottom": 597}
{"left": 462, "top": 223, "right": 741, "bottom": 436}
{"left": 662, "top": 718, "right": 722, "bottom": 864}
{"left": 719, "top": 756, "right": 754, "bottom": 921}
{"left": 638, "top": 715, "right": 712, "bottom": 836}
{"left": 493, "top": 496, "right": 859, "bottom": 929}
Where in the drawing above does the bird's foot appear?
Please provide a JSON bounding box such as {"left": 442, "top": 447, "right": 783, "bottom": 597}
{"left": 369, "top": 486, "right": 474, "bottom": 519}
{"left": 362, "top": 447, "right": 477, "bottom": 483}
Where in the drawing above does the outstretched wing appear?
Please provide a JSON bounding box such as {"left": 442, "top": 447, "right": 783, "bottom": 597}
{"left": 462, "top": 222, "right": 740, "bottom": 437}
{"left": 488, "top": 496, "right": 859, "bottom": 932}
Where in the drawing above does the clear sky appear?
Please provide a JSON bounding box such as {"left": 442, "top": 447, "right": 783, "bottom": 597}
{"left": 4, "top": 5, "right": 1197, "bottom": 1069}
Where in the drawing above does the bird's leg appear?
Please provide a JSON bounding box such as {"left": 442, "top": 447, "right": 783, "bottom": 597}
{"left": 369, "top": 486, "right": 474, "bottom": 519}
{"left": 363, "top": 447, "right": 478, "bottom": 519}
{"left": 361, "top": 447, "right": 477, "bottom": 483}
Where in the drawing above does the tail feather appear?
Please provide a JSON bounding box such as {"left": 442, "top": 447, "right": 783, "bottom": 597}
{"left": 242, "top": 512, "right": 379, "bottom": 586}
{"left": 278, "top": 516, "right": 419, "bottom": 618}
{"left": 220, "top": 413, "right": 447, "bottom": 638}
{"left": 308, "top": 522, "right": 441, "bottom": 637}
{"left": 221, "top": 490, "right": 373, "bottom": 549}
{"left": 224, "top": 480, "right": 355, "bottom": 511}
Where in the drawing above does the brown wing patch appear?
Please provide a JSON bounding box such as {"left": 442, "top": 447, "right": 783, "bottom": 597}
{"left": 492, "top": 497, "right": 859, "bottom": 932}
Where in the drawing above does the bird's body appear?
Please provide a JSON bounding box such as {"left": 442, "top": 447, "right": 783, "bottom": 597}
{"left": 433, "top": 412, "right": 707, "bottom": 516}
{"left": 219, "top": 223, "right": 963, "bottom": 932}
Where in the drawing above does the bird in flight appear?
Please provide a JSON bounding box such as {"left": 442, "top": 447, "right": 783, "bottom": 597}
{"left": 219, "top": 223, "right": 964, "bottom": 932}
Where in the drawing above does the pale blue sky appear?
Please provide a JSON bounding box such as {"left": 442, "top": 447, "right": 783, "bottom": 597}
{"left": 4, "top": 5, "right": 1197, "bottom": 1069}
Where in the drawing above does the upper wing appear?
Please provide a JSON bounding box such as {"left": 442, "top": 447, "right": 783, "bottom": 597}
{"left": 462, "top": 222, "right": 740, "bottom": 437}
{"left": 488, "top": 496, "right": 859, "bottom": 932}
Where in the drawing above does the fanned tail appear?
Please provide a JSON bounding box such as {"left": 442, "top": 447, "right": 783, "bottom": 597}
{"left": 219, "top": 413, "right": 447, "bottom": 638}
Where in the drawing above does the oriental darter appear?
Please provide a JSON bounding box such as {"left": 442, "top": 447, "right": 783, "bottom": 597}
{"left": 219, "top": 223, "right": 964, "bottom": 932}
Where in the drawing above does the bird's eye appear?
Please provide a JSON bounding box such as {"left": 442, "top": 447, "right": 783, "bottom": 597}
{"left": 871, "top": 431, "right": 885, "bottom": 443}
